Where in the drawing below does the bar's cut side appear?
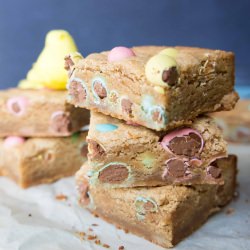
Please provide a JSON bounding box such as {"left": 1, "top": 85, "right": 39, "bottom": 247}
{"left": 0, "top": 133, "right": 88, "bottom": 188}
{"left": 86, "top": 112, "right": 227, "bottom": 188}
{"left": 76, "top": 156, "right": 237, "bottom": 248}
{"left": 66, "top": 46, "right": 238, "bottom": 131}
{"left": 211, "top": 100, "right": 250, "bottom": 143}
{"left": 0, "top": 88, "right": 90, "bottom": 137}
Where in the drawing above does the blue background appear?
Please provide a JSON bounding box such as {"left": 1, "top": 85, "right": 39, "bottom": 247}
{"left": 0, "top": 0, "right": 249, "bottom": 89}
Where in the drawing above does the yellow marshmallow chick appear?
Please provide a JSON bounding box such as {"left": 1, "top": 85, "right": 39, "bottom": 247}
{"left": 19, "top": 30, "right": 78, "bottom": 90}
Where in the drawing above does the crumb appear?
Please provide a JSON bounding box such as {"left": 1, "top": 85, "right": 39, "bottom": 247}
{"left": 225, "top": 208, "right": 235, "bottom": 215}
{"left": 119, "top": 246, "right": 125, "bottom": 250}
{"left": 87, "top": 235, "right": 97, "bottom": 240}
{"left": 28, "top": 214, "right": 32, "bottom": 217}
{"left": 124, "top": 229, "right": 129, "bottom": 234}
{"left": 95, "top": 239, "right": 101, "bottom": 245}
{"left": 103, "top": 244, "right": 110, "bottom": 248}
{"left": 75, "top": 231, "right": 86, "bottom": 239}
{"left": 92, "top": 223, "right": 98, "bottom": 226}
{"left": 55, "top": 194, "right": 68, "bottom": 201}
{"left": 94, "top": 214, "right": 99, "bottom": 218}
{"left": 88, "top": 228, "right": 93, "bottom": 232}
{"left": 233, "top": 191, "right": 239, "bottom": 200}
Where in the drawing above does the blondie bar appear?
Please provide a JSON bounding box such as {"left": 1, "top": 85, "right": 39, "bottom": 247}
{"left": 0, "top": 88, "right": 89, "bottom": 137}
{"left": 76, "top": 156, "right": 237, "bottom": 248}
{"left": 86, "top": 112, "right": 227, "bottom": 187}
{"left": 66, "top": 46, "right": 238, "bottom": 131}
{"left": 0, "top": 133, "right": 88, "bottom": 188}
{"left": 212, "top": 100, "right": 250, "bottom": 143}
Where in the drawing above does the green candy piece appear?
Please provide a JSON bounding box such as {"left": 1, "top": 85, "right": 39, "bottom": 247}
{"left": 71, "top": 132, "right": 80, "bottom": 143}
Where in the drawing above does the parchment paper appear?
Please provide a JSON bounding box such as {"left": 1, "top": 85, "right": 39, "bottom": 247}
{"left": 0, "top": 144, "right": 249, "bottom": 250}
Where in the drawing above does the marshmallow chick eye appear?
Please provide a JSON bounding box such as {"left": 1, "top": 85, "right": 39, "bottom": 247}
{"left": 145, "top": 54, "right": 178, "bottom": 87}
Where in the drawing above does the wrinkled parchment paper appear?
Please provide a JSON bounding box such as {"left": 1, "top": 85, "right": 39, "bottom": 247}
{"left": 0, "top": 144, "right": 249, "bottom": 250}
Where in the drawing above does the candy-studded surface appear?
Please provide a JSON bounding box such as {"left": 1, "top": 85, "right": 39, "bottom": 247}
{"left": 66, "top": 46, "right": 238, "bottom": 131}
{"left": 0, "top": 132, "right": 88, "bottom": 188}
{"left": 0, "top": 88, "right": 89, "bottom": 137}
{"left": 76, "top": 156, "right": 237, "bottom": 248}
{"left": 86, "top": 112, "right": 227, "bottom": 188}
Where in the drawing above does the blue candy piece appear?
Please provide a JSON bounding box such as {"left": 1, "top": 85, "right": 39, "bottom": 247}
{"left": 95, "top": 123, "right": 118, "bottom": 132}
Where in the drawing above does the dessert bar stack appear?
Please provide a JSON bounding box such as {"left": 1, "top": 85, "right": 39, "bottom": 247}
{"left": 0, "top": 30, "right": 91, "bottom": 188}
{"left": 0, "top": 88, "right": 89, "bottom": 188}
{"left": 66, "top": 46, "right": 239, "bottom": 248}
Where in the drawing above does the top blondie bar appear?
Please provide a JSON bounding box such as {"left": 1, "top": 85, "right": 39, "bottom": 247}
{"left": 66, "top": 46, "right": 238, "bottom": 131}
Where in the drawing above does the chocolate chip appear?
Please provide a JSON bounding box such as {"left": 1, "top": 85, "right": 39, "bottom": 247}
{"left": 168, "top": 132, "right": 202, "bottom": 157}
{"left": 64, "top": 55, "right": 74, "bottom": 71}
{"left": 69, "top": 80, "right": 87, "bottom": 103}
{"left": 98, "top": 164, "right": 129, "bottom": 184}
{"left": 93, "top": 81, "right": 107, "bottom": 99}
{"left": 51, "top": 112, "right": 72, "bottom": 133}
{"left": 207, "top": 164, "right": 222, "bottom": 179}
{"left": 12, "top": 102, "right": 21, "bottom": 113}
{"left": 163, "top": 158, "right": 186, "bottom": 179}
{"left": 88, "top": 139, "right": 105, "bottom": 159}
{"left": 162, "top": 67, "right": 178, "bottom": 86}
{"left": 121, "top": 99, "right": 133, "bottom": 115}
{"left": 81, "top": 143, "right": 88, "bottom": 158}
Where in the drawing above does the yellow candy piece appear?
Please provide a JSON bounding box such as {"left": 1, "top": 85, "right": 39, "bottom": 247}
{"left": 145, "top": 54, "right": 177, "bottom": 86}
{"left": 19, "top": 30, "right": 78, "bottom": 90}
{"left": 159, "top": 48, "right": 178, "bottom": 58}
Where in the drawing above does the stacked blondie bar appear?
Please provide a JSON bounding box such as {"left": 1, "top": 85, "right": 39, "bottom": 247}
{"left": 0, "top": 88, "right": 89, "bottom": 188}
{"left": 0, "top": 30, "right": 91, "bottom": 188}
{"left": 66, "top": 46, "right": 239, "bottom": 248}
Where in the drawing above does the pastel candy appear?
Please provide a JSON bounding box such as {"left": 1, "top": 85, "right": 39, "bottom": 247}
{"left": 108, "top": 46, "right": 135, "bottom": 62}
{"left": 6, "top": 96, "right": 29, "bottom": 116}
{"left": 95, "top": 123, "right": 118, "bottom": 132}
{"left": 161, "top": 128, "right": 204, "bottom": 157}
{"left": 159, "top": 48, "right": 178, "bottom": 58}
{"left": 145, "top": 54, "right": 177, "bottom": 86}
{"left": 3, "top": 136, "right": 25, "bottom": 148}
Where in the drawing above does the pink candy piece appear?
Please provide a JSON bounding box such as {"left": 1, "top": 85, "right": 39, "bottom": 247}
{"left": 108, "top": 46, "right": 135, "bottom": 62}
{"left": 160, "top": 128, "right": 204, "bottom": 155}
{"left": 3, "top": 136, "right": 25, "bottom": 148}
{"left": 6, "top": 96, "right": 29, "bottom": 116}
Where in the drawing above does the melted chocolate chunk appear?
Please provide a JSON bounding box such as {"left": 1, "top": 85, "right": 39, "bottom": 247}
{"left": 163, "top": 158, "right": 186, "bottom": 178}
{"left": 69, "top": 80, "right": 87, "bottom": 102}
{"left": 93, "top": 81, "right": 107, "bottom": 99}
{"left": 143, "top": 201, "right": 155, "bottom": 211}
{"left": 79, "top": 180, "right": 90, "bottom": 206}
{"left": 88, "top": 139, "right": 105, "bottom": 159}
{"left": 207, "top": 163, "right": 222, "bottom": 179}
{"left": 64, "top": 55, "right": 74, "bottom": 71}
{"left": 98, "top": 164, "right": 129, "bottom": 184}
{"left": 51, "top": 112, "right": 72, "bottom": 133}
{"left": 162, "top": 66, "right": 178, "bottom": 86}
{"left": 152, "top": 110, "right": 163, "bottom": 123}
{"left": 12, "top": 102, "right": 21, "bottom": 113}
{"left": 121, "top": 99, "right": 133, "bottom": 115}
{"left": 168, "top": 132, "right": 202, "bottom": 157}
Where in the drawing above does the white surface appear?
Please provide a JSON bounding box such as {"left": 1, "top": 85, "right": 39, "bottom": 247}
{"left": 0, "top": 144, "right": 249, "bottom": 250}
